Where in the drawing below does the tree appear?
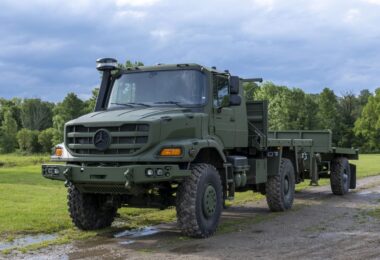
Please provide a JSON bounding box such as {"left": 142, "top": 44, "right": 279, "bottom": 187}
{"left": 38, "top": 128, "right": 59, "bottom": 153}
{"left": 84, "top": 88, "right": 99, "bottom": 114}
{"left": 243, "top": 82, "right": 259, "bottom": 102}
{"left": 338, "top": 91, "right": 359, "bottom": 147}
{"left": 119, "top": 60, "right": 144, "bottom": 69}
{"left": 354, "top": 88, "right": 380, "bottom": 152}
{"left": 317, "top": 88, "right": 341, "bottom": 144}
{"left": 54, "top": 93, "right": 85, "bottom": 121}
{"left": 303, "top": 94, "right": 320, "bottom": 130}
{"left": 0, "top": 110, "right": 18, "bottom": 153}
{"left": 53, "top": 93, "right": 86, "bottom": 142}
{"left": 0, "top": 98, "right": 22, "bottom": 129}
{"left": 254, "top": 82, "right": 290, "bottom": 130}
{"left": 17, "top": 128, "right": 40, "bottom": 153}
{"left": 254, "top": 82, "right": 310, "bottom": 131}
{"left": 20, "top": 98, "right": 54, "bottom": 130}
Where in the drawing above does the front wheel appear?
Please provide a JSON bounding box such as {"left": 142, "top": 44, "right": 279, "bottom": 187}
{"left": 176, "top": 164, "right": 223, "bottom": 238}
{"left": 266, "top": 158, "right": 295, "bottom": 212}
{"left": 68, "top": 184, "right": 117, "bottom": 230}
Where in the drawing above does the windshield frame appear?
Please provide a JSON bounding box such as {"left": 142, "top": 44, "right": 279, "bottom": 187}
{"left": 106, "top": 68, "right": 209, "bottom": 110}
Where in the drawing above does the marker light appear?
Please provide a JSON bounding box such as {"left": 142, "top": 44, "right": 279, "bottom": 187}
{"left": 159, "top": 148, "right": 182, "bottom": 157}
{"left": 55, "top": 147, "right": 63, "bottom": 157}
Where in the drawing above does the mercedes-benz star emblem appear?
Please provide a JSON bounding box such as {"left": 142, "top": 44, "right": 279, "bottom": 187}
{"left": 93, "top": 129, "right": 111, "bottom": 151}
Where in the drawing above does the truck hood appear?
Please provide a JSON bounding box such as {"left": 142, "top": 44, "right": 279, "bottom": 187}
{"left": 67, "top": 107, "right": 193, "bottom": 125}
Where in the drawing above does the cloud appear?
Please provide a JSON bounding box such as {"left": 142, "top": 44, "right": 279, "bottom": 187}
{"left": 0, "top": 0, "right": 380, "bottom": 101}
{"left": 115, "top": 0, "right": 161, "bottom": 7}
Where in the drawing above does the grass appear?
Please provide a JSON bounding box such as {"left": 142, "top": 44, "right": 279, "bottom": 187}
{"left": 0, "top": 153, "right": 379, "bottom": 254}
{"left": 0, "top": 154, "right": 49, "bottom": 168}
{"left": 351, "top": 154, "right": 380, "bottom": 178}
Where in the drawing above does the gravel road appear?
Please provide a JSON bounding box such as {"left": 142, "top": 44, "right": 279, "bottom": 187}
{"left": 9, "top": 175, "right": 380, "bottom": 260}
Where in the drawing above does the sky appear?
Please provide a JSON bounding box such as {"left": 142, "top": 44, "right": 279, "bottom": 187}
{"left": 0, "top": 0, "right": 379, "bottom": 101}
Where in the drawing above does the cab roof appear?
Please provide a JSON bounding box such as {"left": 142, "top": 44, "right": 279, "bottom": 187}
{"left": 119, "top": 63, "right": 228, "bottom": 75}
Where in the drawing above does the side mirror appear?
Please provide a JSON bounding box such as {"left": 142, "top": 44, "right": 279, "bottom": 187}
{"left": 229, "top": 94, "right": 241, "bottom": 106}
{"left": 230, "top": 76, "right": 240, "bottom": 94}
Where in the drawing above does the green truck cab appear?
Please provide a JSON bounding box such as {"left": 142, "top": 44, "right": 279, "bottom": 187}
{"left": 42, "top": 58, "right": 358, "bottom": 237}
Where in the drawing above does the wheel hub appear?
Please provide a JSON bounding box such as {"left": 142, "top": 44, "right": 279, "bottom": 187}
{"left": 203, "top": 185, "right": 217, "bottom": 218}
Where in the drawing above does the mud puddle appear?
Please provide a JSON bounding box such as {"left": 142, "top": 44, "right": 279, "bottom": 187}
{"left": 114, "top": 226, "right": 160, "bottom": 239}
{"left": 111, "top": 226, "right": 161, "bottom": 246}
{"left": 0, "top": 234, "right": 57, "bottom": 251}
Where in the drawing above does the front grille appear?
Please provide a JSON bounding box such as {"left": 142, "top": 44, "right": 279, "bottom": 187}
{"left": 66, "top": 124, "right": 149, "bottom": 156}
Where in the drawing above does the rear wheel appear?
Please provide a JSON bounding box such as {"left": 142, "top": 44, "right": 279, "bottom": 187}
{"left": 330, "top": 157, "right": 350, "bottom": 195}
{"left": 176, "top": 163, "right": 223, "bottom": 238}
{"left": 266, "top": 158, "right": 295, "bottom": 212}
{"left": 68, "top": 184, "right": 117, "bottom": 230}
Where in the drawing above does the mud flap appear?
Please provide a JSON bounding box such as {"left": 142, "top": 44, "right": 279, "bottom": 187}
{"left": 349, "top": 163, "right": 356, "bottom": 189}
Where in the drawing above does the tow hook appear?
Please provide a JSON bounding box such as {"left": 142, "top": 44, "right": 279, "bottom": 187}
{"left": 63, "top": 167, "right": 72, "bottom": 183}
{"left": 124, "top": 168, "right": 133, "bottom": 190}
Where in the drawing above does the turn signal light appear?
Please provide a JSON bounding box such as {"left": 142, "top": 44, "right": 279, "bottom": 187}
{"left": 55, "top": 147, "right": 63, "bottom": 157}
{"left": 160, "top": 148, "right": 182, "bottom": 157}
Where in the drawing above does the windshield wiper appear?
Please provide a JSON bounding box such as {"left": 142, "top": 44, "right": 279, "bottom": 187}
{"left": 154, "top": 101, "right": 184, "bottom": 107}
{"left": 110, "top": 102, "right": 134, "bottom": 108}
{"left": 127, "top": 102, "right": 151, "bottom": 107}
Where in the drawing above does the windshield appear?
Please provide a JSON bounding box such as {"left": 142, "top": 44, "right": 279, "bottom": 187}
{"left": 107, "top": 70, "right": 207, "bottom": 109}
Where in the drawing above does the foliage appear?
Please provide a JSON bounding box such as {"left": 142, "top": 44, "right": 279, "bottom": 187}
{"left": 0, "top": 111, "right": 18, "bottom": 153}
{"left": 354, "top": 88, "right": 380, "bottom": 151}
{"left": 16, "top": 129, "right": 40, "bottom": 153}
{"left": 20, "top": 99, "right": 54, "bottom": 131}
{"left": 315, "top": 89, "right": 338, "bottom": 143}
{"left": 52, "top": 93, "right": 86, "bottom": 143}
{"left": 83, "top": 88, "right": 99, "bottom": 114}
{"left": 38, "top": 128, "right": 58, "bottom": 153}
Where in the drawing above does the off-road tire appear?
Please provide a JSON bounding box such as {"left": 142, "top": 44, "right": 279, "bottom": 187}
{"left": 176, "top": 164, "right": 223, "bottom": 238}
{"left": 68, "top": 184, "right": 117, "bottom": 230}
{"left": 266, "top": 158, "right": 295, "bottom": 212}
{"left": 330, "top": 157, "right": 351, "bottom": 195}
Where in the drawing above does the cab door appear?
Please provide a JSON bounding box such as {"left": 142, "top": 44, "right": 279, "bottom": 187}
{"left": 212, "top": 75, "right": 236, "bottom": 148}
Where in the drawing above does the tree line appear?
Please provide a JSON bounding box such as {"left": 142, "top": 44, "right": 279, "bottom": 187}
{"left": 0, "top": 69, "right": 378, "bottom": 154}
{"left": 244, "top": 82, "right": 380, "bottom": 152}
{"left": 0, "top": 89, "right": 99, "bottom": 154}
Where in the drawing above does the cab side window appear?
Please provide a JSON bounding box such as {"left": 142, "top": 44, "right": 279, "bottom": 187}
{"left": 213, "top": 76, "right": 229, "bottom": 107}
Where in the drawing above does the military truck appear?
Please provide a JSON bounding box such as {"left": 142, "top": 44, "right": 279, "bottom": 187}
{"left": 42, "top": 58, "right": 358, "bottom": 238}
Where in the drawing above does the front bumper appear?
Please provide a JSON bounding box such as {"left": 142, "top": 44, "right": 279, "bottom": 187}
{"left": 42, "top": 164, "right": 191, "bottom": 185}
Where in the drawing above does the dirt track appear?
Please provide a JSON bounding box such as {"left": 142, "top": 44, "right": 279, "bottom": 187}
{"left": 10, "top": 176, "right": 380, "bottom": 260}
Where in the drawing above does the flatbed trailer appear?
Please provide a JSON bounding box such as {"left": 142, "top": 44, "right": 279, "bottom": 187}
{"left": 267, "top": 130, "right": 358, "bottom": 185}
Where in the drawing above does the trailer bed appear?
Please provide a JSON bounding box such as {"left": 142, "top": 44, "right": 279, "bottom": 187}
{"left": 268, "top": 130, "right": 358, "bottom": 159}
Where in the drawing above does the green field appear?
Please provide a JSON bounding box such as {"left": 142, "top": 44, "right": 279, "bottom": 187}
{"left": 0, "top": 154, "right": 379, "bottom": 252}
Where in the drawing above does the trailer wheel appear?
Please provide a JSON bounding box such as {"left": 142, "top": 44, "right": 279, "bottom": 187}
{"left": 266, "top": 158, "right": 295, "bottom": 212}
{"left": 330, "top": 157, "right": 350, "bottom": 195}
{"left": 176, "top": 163, "right": 223, "bottom": 238}
{"left": 68, "top": 184, "right": 117, "bottom": 230}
